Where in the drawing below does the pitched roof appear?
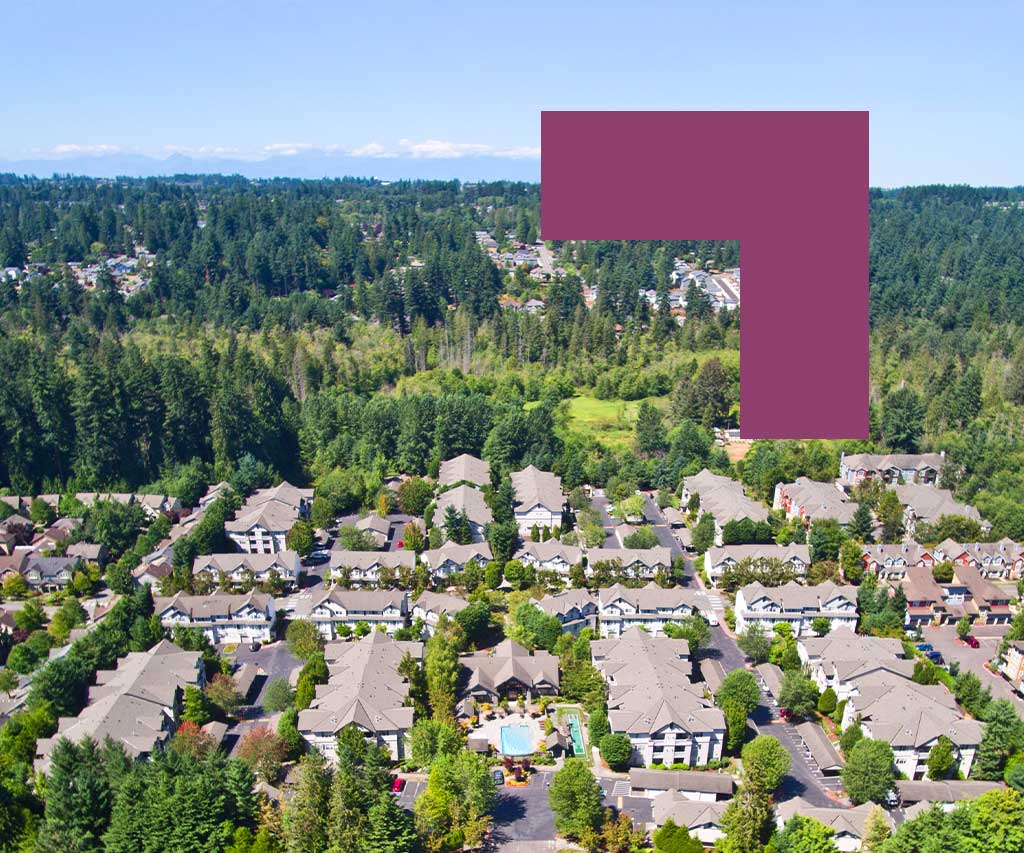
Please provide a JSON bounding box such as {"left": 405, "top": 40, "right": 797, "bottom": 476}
{"left": 683, "top": 469, "right": 769, "bottom": 524}
{"left": 514, "top": 540, "right": 583, "bottom": 565}
{"left": 629, "top": 768, "right": 735, "bottom": 795}
{"left": 794, "top": 721, "right": 844, "bottom": 771}
{"left": 842, "top": 452, "right": 945, "bottom": 473}
{"left": 510, "top": 465, "right": 564, "bottom": 513}
{"left": 798, "top": 627, "right": 905, "bottom": 663}
{"left": 651, "top": 794, "right": 727, "bottom": 830}
{"left": 412, "top": 590, "right": 469, "bottom": 617}
{"left": 193, "top": 551, "right": 301, "bottom": 576}
{"left": 327, "top": 550, "right": 416, "bottom": 570}
{"left": 895, "top": 779, "right": 1004, "bottom": 804}
{"left": 421, "top": 542, "right": 492, "bottom": 568}
{"left": 438, "top": 454, "right": 491, "bottom": 488}
{"left": 777, "top": 477, "right": 857, "bottom": 524}
{"left": 892, "top": 483, "right": 983, "bottom": 525}
{"left": 706, "top": 543, "right": 810, "bottom": 567}
{"left": 155, "top": 591, "right": 271, "bottom": 622}
{"left": 588, "top": 547, "right": 672, "bottom": 568}
{"left": 432, "top": 485, "right": 493, "bottom": 529}
{"left": 533, "top": 589, "right": 598, "bottom": 619}
{"left": 461, "top": 639, "right": 560, "bottom": 694}
{"left": 738, "top": 581, "right": 856, "bottom": 612}
{"left": 775, "top": 798, "right": 890, "bottom": 839}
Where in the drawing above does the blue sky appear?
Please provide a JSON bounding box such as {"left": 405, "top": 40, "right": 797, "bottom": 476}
{"left": 2, "top": 0, "right": 1022, "bottom": 186}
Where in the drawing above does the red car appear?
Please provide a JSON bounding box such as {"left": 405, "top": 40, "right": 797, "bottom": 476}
{"left": 390, "top": 777, "right": 406, "bottom": 794}
{"left": 396, "top": 540, "right": 404, "bottom": 549}
{"left": 964, "top": 636, "right": 980, "bottom": 648}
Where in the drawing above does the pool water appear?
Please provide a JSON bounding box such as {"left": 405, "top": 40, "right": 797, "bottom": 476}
{"left": 500, "top": 724, "right": 534, "bottom": 756}
{"left": 566, "top": 713, "right": 586, "bottom": 756}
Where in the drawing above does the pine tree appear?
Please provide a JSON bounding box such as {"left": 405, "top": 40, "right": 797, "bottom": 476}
{"left": 283, "top": 752, "right": 332, "bottom": 853}
{"left": 363, "top": 793, "right": 417, "bottom": 853}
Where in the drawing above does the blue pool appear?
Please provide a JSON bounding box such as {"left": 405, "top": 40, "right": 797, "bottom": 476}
{"left": 500, "top": 724, "right": 534, "bottom": 756}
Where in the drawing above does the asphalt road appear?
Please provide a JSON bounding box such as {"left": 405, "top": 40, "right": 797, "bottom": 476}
{"left": 921, "top": 623, "right": 1024, "bottom": 713}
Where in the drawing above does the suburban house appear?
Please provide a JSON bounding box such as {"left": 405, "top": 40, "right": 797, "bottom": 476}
{"left": 65, "top": 542, "right": 109, "bottom": 566}
{"left": 22, "top": 555, "right": 79, "bottom": 591}
{"left": 420, "top": 542, "right": 493, "bottom": 578}
{"left": 304, "top": 588, "right": 408, "bottom": 639}
{"left": 704, "top": 543, "right": 811, "bottom": 586}
{"left": 860, "top": 543, "right": 937, "bottom": 578}
{"left": 734, "top": 582, "right": 858, "bottom": 637}
{"left": 198, "top": 481, "right": 232, "bottom": 509}
{"left": 532, "top": 589, "right": 599, "bottom": 634}
{"left": 514, "top": 540, "right": 583, "bottom": 577}
{"left": 298, "top": 631, "right": 423, "bottom": 762}
{"left": 192, "top": 551, "right": 302, "bottom": 587}
{"left": 34, "top": 640, "right": 204, "bottom": 774}
{"left": 438, "top": 453, "right": 491, "bottom": 490}
{"left": 355, "top": 514, "right": 392, "bottom": 548}
{"left": 999, "top": 641, "right": 1024, "bottom": 694}
{"left": 773, "top": 477, "right": 856, "bottom": 527}
{"left": 225, "top": 481, "right": 313, "bottom": 554}
{"left": 431, "top": 485, "right": 493, "bottom": 541}
{"left": 681, "top": 469, "right": 769, "bottom": 546}
{"left": 411, "top": 590, "right": 468, "bottom": 636}
{"left": 629, "top": 768, "right": 735, "bottom": 801}
{"left": 798, "top": 628, "right": 905, "bottom": 671}
{"left": 598, "top": 582, "right": 715, "bottom": 637}
{"left": 775, "top": 799, "right": 893, "bottom": 852}
{"left": 591, "top": 628, "right": 724, "bottom": 768}
{"left": 460, "top": 638, "right": 560, "bottom": 702}
{"left": 510, "top": 465, "right": 565, "bottom": 536}
{"left": 154, "top": 591, "right": 276, "bottom": 644}
{"left": 933, "top": 537, "right": 1023, "bottom": 579}
{"left": 651, "top": 796, "right": 727, "bottom": 847}
{"left": 896, "top": 779, "right": 1004, "bottom": 812}
{"left": 587, "top": 547, "right": 672, "bottom": 580}
{"left": 838, "top": 452, "right": 945, "bottom": 487}
{"left": 839, "top": 671, "right": 983, "bottom": 780}
{"left": 327, "top": 550, "right": 415, "bottom": 586}
{"left": 891, "top": 483, "right": 989, "bottom": 537}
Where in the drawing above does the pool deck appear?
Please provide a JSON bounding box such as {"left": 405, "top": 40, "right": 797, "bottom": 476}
{"left": 475, "top": 712, "right": 546, "bottom": 755}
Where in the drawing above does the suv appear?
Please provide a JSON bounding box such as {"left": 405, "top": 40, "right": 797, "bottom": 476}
{"left": 925, "top": 650, "right": 944, "bottom": 665}
{"left": 390, "top": 777, "right": 406, "bottom": 794}
{"left": 492, "top": 769, "right": 505, "bottom": 786}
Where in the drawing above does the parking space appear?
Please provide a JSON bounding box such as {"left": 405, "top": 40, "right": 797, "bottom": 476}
{"left": 921, "top": 624, "right": 1024, "bottom": 713}
{"left": 492, "top": 771, "right": 557, "bottom": 842}
{"left": 395, "top": 779, "right": 424, "bottom": 811}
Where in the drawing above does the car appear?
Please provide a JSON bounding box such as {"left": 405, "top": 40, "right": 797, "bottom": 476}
{"left": 779, "top": 708, "right": 791, "bottom": 720}
{"left": 492, "top": 769, "right": 505, "bottom": 786}
{"left": 964, "top": 635, "right": 980, "bottom": 648}
{"left": 925, "top": 650, "right": 944, "bottom": 664}
{"left": 915, "top": 643, "right": 933, "bottom": 652}
{"left": 390, "top": 777, "right": 406, "bottom": 794}
{"left": 249, "top": 641, "right": 261, "bottom": 652}
{"left": 396, "top": 540, "right": 404, "bottom": 549}
{"left": 306, "top": 551, "right": 330, "bottom": 565}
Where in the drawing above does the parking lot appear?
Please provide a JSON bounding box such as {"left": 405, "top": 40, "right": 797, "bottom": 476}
{"left": 920, "top": 624, "right": 1024, "bottom": 712}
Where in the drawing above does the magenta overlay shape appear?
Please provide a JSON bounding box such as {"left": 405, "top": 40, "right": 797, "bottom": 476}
{"left": 540, "top": 111, "right": 868, "bottom": 439}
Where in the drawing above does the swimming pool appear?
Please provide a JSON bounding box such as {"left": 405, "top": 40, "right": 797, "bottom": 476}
{"left": 566, "top": 713, "right": 586, "bottom": 757}
{"left": 500, "top": 724, "right": 534, "bottom": 756}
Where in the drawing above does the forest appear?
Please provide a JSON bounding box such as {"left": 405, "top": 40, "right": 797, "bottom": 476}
{"left": 1, "top": 177, "right": 1024, "bottom": 537}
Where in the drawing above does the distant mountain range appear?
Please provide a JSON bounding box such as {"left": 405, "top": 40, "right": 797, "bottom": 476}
{"left": 0, "top": 151, "right": 542, "bottom": 182}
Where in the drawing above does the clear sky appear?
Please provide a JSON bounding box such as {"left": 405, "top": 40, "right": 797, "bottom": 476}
{"left": 2, "top": 0, "right": 1022, "bottom": 186}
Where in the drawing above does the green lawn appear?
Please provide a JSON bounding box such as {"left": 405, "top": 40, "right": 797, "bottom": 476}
{"left": 560, "top": 394, "right": 670, "bottom": 448}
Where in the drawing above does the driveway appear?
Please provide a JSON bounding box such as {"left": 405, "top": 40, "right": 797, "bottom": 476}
{"left": 492, "top": 771, "right": 557, "bottom": 842}
{"left": 641, "top": 493, "right": 686, "bottom": 561}
{"left": 754, "top": 711, "right": 843, "bottom": 806}
{"left": 229, "top": 640, "right": 302, "bottom": 708}
{"left": 920, "top": 624, "right": 1024, "bottom": 713}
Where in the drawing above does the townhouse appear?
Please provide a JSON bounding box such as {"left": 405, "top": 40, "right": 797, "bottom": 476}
{"left": 587, "top": 547, "right": 673, "bottom": 580}
{"left": 891, "top": 483, "right": 989, "bottom": 537}
{"left": 775, "top": 799, "right": 893, "bottom": 852}
{"left": 704, "top": 543, "right": 810, "bottom": 587}
{"left": 510, "top": 465, "right": 565, "bottom": 536}
{"left": 298, "top": 631, "right": 423, "bottom": 762}
{"left": 411, "top": 590, "right": 468, "bottom": 636}
{"left": 225, "top": 481, "right": 313, "bottom": 554}
{"left": 860, "top": 542, "right": 936, "bottom": 579}
{"left": 598, "top": 582, "right": 716, "bottom": 637}
{"left": 514, "top": 540, "right": 583, "bottom": 577}
{"left": 681, "top": 469, "right": 769, "bottom": 546}
{"left": 74, "top": 492, "right": 182, "bottom": 519}
{"left": 327, "top": 550, "right": 416, "bottom": 586}
{"left": 651, "top": 796, "right": 727, "bottom": 847}
{"left": 35, "top": 640, "right": 204, "bottom": 774}
{"left": 460, "top": 638, "right": 560, "bottom": 702}
{"left": 773, "top": 477, "right": 856, "bottom": 527}
{"left": 154, "top": 591, "right": 276, "bottom": 644}
{"left": 797, "top": 628, "right": 913, "bottom": 702}
{"left": 354, "top": 514, "right": 392, "bottom": 548}
{"left": 532, "top": 589, "right": 598, "bottom": 635}
{"left": 839, "top": 671, "right": 983, "bottom": 780}
{"left": 734, "top": 581, "right": 858, "bottom": 637}
{"left": 305, "top": 587, "right": 408, "bottom": 639}
{"left": 192, "top": 551, "right": 302, "bottom": 587}
{"left": 999, "top": 641, "right": 1024, "bottom": 694}
{"left": 591, "top": 628, "right": 725, "bottom": 768}
{"left": 933, "top": 537, "right": 1023, "bottom": 580}
{"left": 431, "top": 485, "right": 493, "bottom": 542}
{"left": 438, "top": 452, "right": 489, "bottom": 485}
{"left": 630, "top": 768, "right": 735, "bottom": 801}
{"left": 838, "top": 452, "right": 945, "bottom": 487}
{"left": 898, "top": 563, "right": 1012, "bottom": 627}
{"left": 420, "top": 542, "right": 493, "bottom": 579}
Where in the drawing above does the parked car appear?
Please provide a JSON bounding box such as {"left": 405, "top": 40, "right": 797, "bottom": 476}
{"left": 306, "top": 551, "right": 330, "bottom": 565}
{"left": 492, "top": 769, "right": 505, "bottom": 786}
{"left": 915, "top": 643, "right": 933, "bottom": 652}
{"left": 925, "top": 650, "right": 944, "bottom": 664}
{"left": 396, "top": 540, "right": 404, "bottom": 549}
{"left": 964, "top": 635, "right": 980, "bottom": 648}
{"left": 390, "top": 777, "right": 406, "bottom": 794}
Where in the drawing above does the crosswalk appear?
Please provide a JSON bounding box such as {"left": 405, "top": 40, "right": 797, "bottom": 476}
{"left": 704, "top": 591, "right": 726, "bottom": 612}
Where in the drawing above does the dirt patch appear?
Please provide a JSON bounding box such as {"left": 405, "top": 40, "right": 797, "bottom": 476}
{"left": 725, "top": 442, "right": 752, "bottom": 462}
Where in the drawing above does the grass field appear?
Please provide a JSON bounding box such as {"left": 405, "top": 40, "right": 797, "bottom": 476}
{"left": 557, "top": 394, "right": 671, "bottom": 448}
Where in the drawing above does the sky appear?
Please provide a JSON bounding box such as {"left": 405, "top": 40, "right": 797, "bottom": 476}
{"left": 2, "top": 0, "right": 1022, "bottom": 186}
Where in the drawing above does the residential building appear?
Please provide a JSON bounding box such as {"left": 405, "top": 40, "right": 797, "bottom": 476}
{"left": 933, "top": 537, "right": 1023, "bottom": 580}
{"left": 532, "top": 589, "right": 598, "bottom": 634}
{"left": 895, "top": 779, "right": 1005, "bottom": 810}
{"left": 65, "top": 542, "right": 109, "bottom": 565}
{"left": 460, "top": 638, "right": 559, "bottom": 702}
{"left": 411, "top": 590, "right": 468, "bottom": 636}
{"left": 420, "top": 542, "right": 493, "bottom": 579}
{"left": 192, "top": 551, "right": 302, "bottom": 587}
{"left": 154, "top": 591, "right": 276, "bottom": 644}
{"left": 225, "top": 481, "right": 313, "bottom": 553}
{"left": 838, "top": 452, "right": 945, "bottom": 487}
{"left": 591, "top": 628, "right": 724, "bottom": 767}
{"left": 860, "top": 542, "right": 936, "bottom": 579}
{"left": 891, "top": 483, "right": 989, "bottom": 537}
{"left": 298, "top": 631, "right": 423, "bottom": 762}
{"left": 999, "top": 641, "right": 1024, "bottom": 693}
{"left": 431, "top": 485, "right": 492, "bottom": 541}
{"left": 510, "top": 465, "right": 564, "bottom": 535}
{"left": 514, "top": 540, "right": 582, "bottom": 577}
{"left": 734, "top": 582, "right": 858, "bottom": 637}
{"left": 898, "top": 563, "right": 1012, "bottom": 626}
{"left": 587, "top": 547, "right": 672, "bottom": 580}
{"left": 355, "top": 514, "right": 392, "bottom": 548}
{"left": 598, "top": 582, "right": 716, "bottom": 637}
{"left": 629, "top": 768, "right": 735, "bottom": 801}
{"left": 775, "top": 799, "right": 893, "bottom": 852}
{"left": 327, "top": 550, "right": 415, "bottom": 586}
{"left": 773, "top": 477, "right": 857, "bottom": 527}
{"left": 34, "top": 640, "right": 204, "bottom": 774}
{"left": 305, "top": 588, "right": 408, "bottom": 639}
{"left": 704, "top": 543, "right": 810, "bottom": 586}
{"left": 651, "top": 796, "right": 727, "bottom": 846}
{"left": 438, "top": 453, "right": 491, "bottom": 490}
{"left": 681, "top": 469, "right": 769, "bottom": 545}
{"left": 22, "top": 555, "right": 79, "bottom": 591}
